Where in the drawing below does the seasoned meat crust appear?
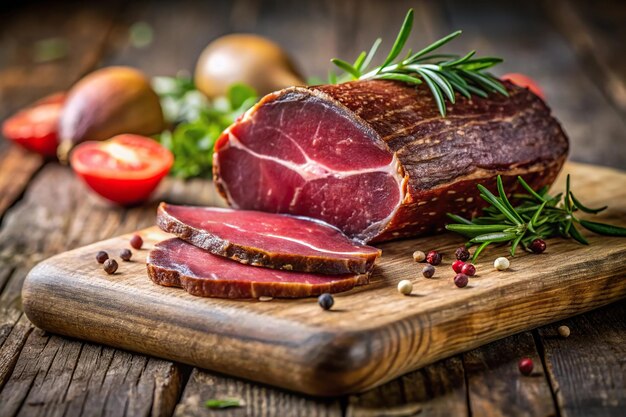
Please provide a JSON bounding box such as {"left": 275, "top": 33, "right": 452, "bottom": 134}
{"left": 214, "top": 80, "right": 568, "bottom": 242}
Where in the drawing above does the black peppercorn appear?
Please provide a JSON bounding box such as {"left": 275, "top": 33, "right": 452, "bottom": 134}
{"left": 422, "top": 265, "right": 435, "bottom": 278}
{"left": 455, "top": 246, "right": 470, "bottom": 261}
{"left": 96, "top": 251, "right": 109, "bottom": 264}
{"left": 318, "top": 293, "right": 334, "bottom": 310}
{"left": 103, "top": 259, "right": 118, "bottom": 275}
{"left": 120, "top": 248, "right": 132, "bottom": 262}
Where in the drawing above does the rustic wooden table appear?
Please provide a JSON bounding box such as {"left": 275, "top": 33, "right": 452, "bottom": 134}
{"left": 0, "top": 1, "right": 624, "bottom": 416}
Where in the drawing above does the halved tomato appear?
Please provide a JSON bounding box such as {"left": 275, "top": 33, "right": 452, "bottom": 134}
{"left": 70, "top": 134, "right": 173, "bottom": 205}
{"left": 1, "top": 92, "right": 66, "bottom": 157}
{"left": 501, "top": 73, "right": 545, "bottom": 100}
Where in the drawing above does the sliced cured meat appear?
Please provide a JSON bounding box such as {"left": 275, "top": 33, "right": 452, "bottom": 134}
{"left": 147, "top": 238, "right": 369, "bottom": 298}
{"left": 156, "top": 203, "right": 380, "bottom": 275}
{"left": 213, "top": 80, "right": 569, "bottom": 242}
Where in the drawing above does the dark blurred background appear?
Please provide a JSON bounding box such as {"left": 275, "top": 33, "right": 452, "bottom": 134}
{"left": 1, "top": 0, "right": 624, "bottom": 169}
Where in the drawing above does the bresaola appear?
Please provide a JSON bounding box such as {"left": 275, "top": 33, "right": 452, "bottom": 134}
{"left": 148, "top": 239, "right": 369, "bottom": 298}
{"left": 213, "top": 80, "right": 569, "bottom": 242}
{"left": 148, "top": 204, "right": 379, "bottom": 298}
{"left": 157, "top": 203, "right": 380, "bottom": 274}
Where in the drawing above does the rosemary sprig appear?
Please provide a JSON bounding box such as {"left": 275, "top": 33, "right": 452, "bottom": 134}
{"left": 445, "top": 175, "right": 626, "bottom": 261}
{"left": 329, "top": 9, "right": 508, "bottom": 116}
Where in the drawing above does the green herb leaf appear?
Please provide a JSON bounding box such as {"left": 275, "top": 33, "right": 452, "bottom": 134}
{"left": 580, "top": 220, "right": 626, "bottom": 236}
{"left": 330, "top": 9, "right": 506, "bottom": 116}
{"left": 568, "top": 223, "right": 589, "bottom": 245}
{"left": 570, "top": 192, "right": 608, "bottom": 214}
{"left": 330, "top": 58, "right": 360, "bottom": 79}
{"left": 470, "top": 232, "right": 519, "bottom": 243}
{"left": 446, "top": 175, "right": 623, "bottom": 260}
{"left": 379, "top": 8, "right": 414, "bottom": 71}
{"left": 446, "top": 213, "right": 473, "bottom": 225}
{"left": 205, "top": 398, "right": 242, "bottom": 409}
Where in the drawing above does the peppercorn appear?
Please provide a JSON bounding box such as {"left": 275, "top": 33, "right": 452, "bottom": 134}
{"left": 452, "top": 260, "right": 465, "bottom": 273}
{"left": 120, "top": 248, "right": 132, "bottom": 262}
{"left": 422, "top": 265, "right": 435, "bottom": 278}
{"left": 455, "top": 246, "right": 470, "bottom": 262}
{"left": 461, "top": 263, "right": 476, "bottom": 277}
{"left": 529, "top": 238, "right": 546, "bottom": 254}
{"left": 494, "top": 257, "right": 510, "bottom": 271}
{"left": 103, "top": 259, "right": 118, "bottom": 275}
{"left": 518, "top": 358, "right": 533, "bottom": 375}
{"left": 397, "top": 280, "right": 413, "bottom": 295}
{"left": 558, "top": 325, "right": 570, "bottom": 338}
{"left": 318, "top": 293, "right": 334, "bottom": 310}
{"left": 130, "top": 234, "right": 143, "bottom": 250}
{"left": 96, "top": 251, "right": 109, "bottom": 264}
{"left": 454, "top": 273, "right": 469, "bottom": 288}
{"left": 412, "top": 250, "right": 426, "bottom": 263}
{"left": 426, "top": 250, "right": 442, "bottom": 265}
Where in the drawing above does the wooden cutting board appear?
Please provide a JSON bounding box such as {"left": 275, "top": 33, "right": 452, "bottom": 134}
{"left": 22, "top": 162, "right": 626, "bottom": 396}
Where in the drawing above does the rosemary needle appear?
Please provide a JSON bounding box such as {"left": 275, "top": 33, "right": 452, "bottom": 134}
{"left": 445, "top": 175, "right": 626, "bottom": 261}
{"left": 329, "top": 9, "right": 508, "bottom": 116}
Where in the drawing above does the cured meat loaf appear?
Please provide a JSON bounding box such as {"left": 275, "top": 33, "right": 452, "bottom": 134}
{"left": 156, "top": 203, "right": 380, "bottom": 274}
{"left": 147, "top": 238, "right": 369, "bottom": 298}
{"left": 214, "top": 80, "right": 569, "bottom": 242}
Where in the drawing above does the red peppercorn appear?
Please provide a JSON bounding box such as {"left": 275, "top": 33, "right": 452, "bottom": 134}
{"left": 529, "top": 238, "right": 546, "bottom": 254}
{"left": 518, "top": 357, "right": 534, "bottom": 375}
{"left": 130, "top": 234, "right": 143, "bottom": 250}
{"left": 461, "top": 263, "right": 476, "bottom": 276}
{"left": 454, "top": 273, "right": 469, "bottom": 288}
{"left": 452, "top": 260, "right": 465, "bottom": 273}
{"left": 426, "top": 250, "right": 442, "bottom": 265}
{"left": 455, "top": 246, "right": 470, "bottom": 261}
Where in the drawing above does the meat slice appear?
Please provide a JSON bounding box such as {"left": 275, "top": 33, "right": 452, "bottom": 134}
{"left": 147, "top": 238, "right": 369, "bottom": 298}
{"left": 157, "top": 203, "right": 380, "bottom": 275}
{"left": 213, "top": 80, "right": 569, "bottom": 242}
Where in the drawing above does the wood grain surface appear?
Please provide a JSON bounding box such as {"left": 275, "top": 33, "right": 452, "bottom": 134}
{"left": 19, "top": 162, "right": 626, "bottom": 396}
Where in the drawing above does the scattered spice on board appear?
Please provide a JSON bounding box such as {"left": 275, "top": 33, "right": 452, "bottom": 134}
{"left": 397, "top": 280, "right": 413, "bottom": 295}
{"left": 422, "top": 265, "right": 435, "bottom": 278}
{"left": 130, "top": 234, "right": 143, "bottom": 249}
{"left": 318, "top": 293, "right": 334, "bottom": 310}
{"left": 412, "top": 250, "right": 426, "bottom": 262}
{"left": 103, "top": 259, "right": 118, "bottom": 274}
{"left": 120, "top": 249, "right": 132, "bottom": 261}
{"left": 96, "top": 251, "right": 108, "bottom": 264}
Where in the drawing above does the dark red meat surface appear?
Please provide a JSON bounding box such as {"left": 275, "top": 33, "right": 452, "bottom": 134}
{"left": 214, "top": 80, "right": 569, "bottom": 242}
{"left": 147, "top": 238, "right": 369, "bottom": 298}
{"left": 157, "top": 203, "right": 380, "bottom": 274}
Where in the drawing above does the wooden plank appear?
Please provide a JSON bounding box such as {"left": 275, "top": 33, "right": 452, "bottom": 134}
{"left": 443, "top": 0, "right": 626, "bottom": 170}
{"left": 21, "top": 162, "right": 626, "bottom": 396}
{"left": 174, "top": 368, "right": 342, "bottom": 417}
{"left": 0, "top": 329, "right": 182, "bottom": 417}
{"left": 463, "top": 332, "right": 556, "bottom": 417}
{"left": 0, "top": 164, "right": 219, "bottom": 414}
{"left": 347, "top": 356, "right": 467, "bottom": 417}
{"left": 538, "top": 301, "right": 626, "bottom": 417}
